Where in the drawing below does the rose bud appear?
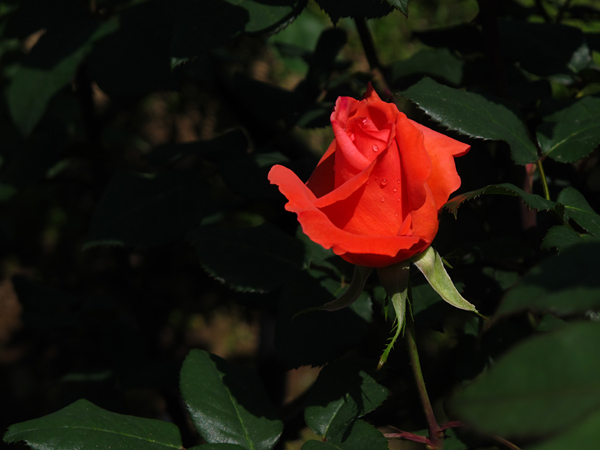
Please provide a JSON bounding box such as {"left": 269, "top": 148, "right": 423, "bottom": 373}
{"left": 268, "top": 83, "right": 469, "bottom": 269}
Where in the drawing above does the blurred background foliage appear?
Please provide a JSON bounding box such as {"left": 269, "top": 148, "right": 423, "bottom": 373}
{"left": 1, "top": 0, "right": 600, "bottom": 449}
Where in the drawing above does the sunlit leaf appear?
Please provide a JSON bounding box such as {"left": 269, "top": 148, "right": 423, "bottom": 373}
{"left": 180, "top": 350, "right": 282, "bottom": 450}
{"left": 4, "top": 399, "right": 183, "bottom": 450}
{"left": 402, "top": 78, "right": 538, "bottom": 164}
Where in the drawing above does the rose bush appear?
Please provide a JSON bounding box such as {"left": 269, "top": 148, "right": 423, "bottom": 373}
{"left": 268, "top": 84, "right": 469, "bottom": 268}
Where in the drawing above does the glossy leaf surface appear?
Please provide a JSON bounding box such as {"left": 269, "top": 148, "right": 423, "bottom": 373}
{"left": 402, "top": 77, "right": 538, "bottom": 164}
{"left": 4, "top": 399, "right": 183, "bottom": 450}
{"left": 304, "top": 358, "right": 388, "bottom": 437}
{"left": 180, "top": 350, "right": 283, "bottom": 450}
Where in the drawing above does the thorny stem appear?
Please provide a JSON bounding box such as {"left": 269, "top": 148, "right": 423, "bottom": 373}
{"left": 354, "top": 17, "right": 394, "bottom": 100}
{"left": 536, "top": 159, "right": 551, "bottom": 201}
{"left": 406, "top": 311, "right": 444, "bottom": 449}
{"left": 493, "top": 434, "right": 524, "bottom": 450}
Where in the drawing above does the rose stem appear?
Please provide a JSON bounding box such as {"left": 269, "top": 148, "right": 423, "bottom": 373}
{"left": 405, "top": 309, "right": 444, "bottom": 450}
{"left": 493, "top": 434, "right": 524, "bottom": 450}
{"left": 353, "top": 18, "right": 393, "bottom": 98}
{"left": 536, "top": 159, "right": 551, "bottom": 201}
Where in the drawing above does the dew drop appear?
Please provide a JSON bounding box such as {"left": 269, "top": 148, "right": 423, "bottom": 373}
{"left": 397, "top": 179, "right": 401, "bottom": 184}
{"left": 392, "top": 187, "right": 397, "bottom": 193}
{"left": 361, "top": 118, "right": 368, "bottom": 124}
{"left": 350, "top": 133, "right": 355, "bottom": 141}
{"left": 395, "top": 213, "right": 398, "bottom": 217}
{"left": 380, "top": 179, "right": 387, "bottom": 187}
{"left": 373, "top": 145, "right": 379, "bottom": 152}
{"left": 397, "top": 198, "right": 401, "bottom": 202}
{"left": 380, "top": 197, "right": 385, "bottom": 202}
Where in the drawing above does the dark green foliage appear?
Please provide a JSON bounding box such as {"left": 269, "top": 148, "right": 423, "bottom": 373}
{"left": 304, "top": 358, "right": 388, "bottom": 437}
{"left": 4, "top": 399, "right": 184, "bottom": 450}
{"left": 315, "top": 0, "right": 393, "bottom": 23}
{"left": 85, "top": 171, "right": 209, "bottom": 248}
{"left": 180, "top": 350, "right": 283, "bottom": 450}
{"left": 451, "top": 322, "right": 600, "bottom": 438}
{"left": 187, "top": 223, "right": 305, "bottom": 293}
{"left": 496, "top": 243, "right": 600, "bottom": 317}
{"left": 276, "top": 270, "right": 373, "bottom": 367}
{"left": 3, "top": 1, "right": 600, "bottom": 450}
{"left": 402, "top": 77, "right": 539, "bottom": 164}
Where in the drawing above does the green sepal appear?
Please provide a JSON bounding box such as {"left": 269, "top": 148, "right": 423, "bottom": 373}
{"left": 411, "top": 246, "right": 484, "bottom": 318}
{"left": 293, "top": 265, "right": 372, "bottom": 319}
{"left": 376, "top": 262, "right": 410, "bottom": 369}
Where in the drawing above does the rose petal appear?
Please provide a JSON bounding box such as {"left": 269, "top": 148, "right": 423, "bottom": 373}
{"left": 313, "top": 158, "right": 377, "bottom": 208}
{"left": 306, "top": 140, "right": 337, "bottom": 198}
{"left": 410, "top": 120, "right": 470, "bottom": 208}
{"left": 332, "top": 118, "right": 370, "bottom": 184}
{"left": 396, "top": 114, "right": 432, "bottom": 212}
{"left": 409, "top": 183, "right": 439, "bottom": 244}
{"left": 318, "top": 142, "right": 406, "bottom": 237}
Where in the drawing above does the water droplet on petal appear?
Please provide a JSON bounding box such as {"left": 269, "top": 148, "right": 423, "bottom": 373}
{"left": 350, "top": 133, "right": 355, "bottom": 140}
{"left": 393, "top": 187, "right": 397, "bottom": 193}
{"left": 397, "top": 198, "right": 401, "bottom": 202}
{"left": 373, "top": 145, "right": 379, "bottom": 152}
{"left": 380, "top": 197, "right": 385, "bottom": 202}
{"left": 397, "top": 179, "right": 401, "bottom": 184}
{"left": 380, "top": 179, "right": 387, "bottom": 187}
{"left": 395, "top": 213, "right": 398, "bottom": 217}
{"left": 361, "top": 118, "right": 368, "bottom": 124}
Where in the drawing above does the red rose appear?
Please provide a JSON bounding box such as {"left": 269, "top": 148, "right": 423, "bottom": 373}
{"left": 268, "top": 84, "right": 469, "bottom": 268}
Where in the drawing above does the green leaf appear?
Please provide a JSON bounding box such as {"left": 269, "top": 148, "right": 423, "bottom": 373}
{"left": 541, "top": 225, "right": 597, "bottom": 251}
{"left": 411, "top": 246, "right": 479, "bottom": 315}
{"left": 296, "top": 227, "right": 337, "bottom": 271}
{"left": 85, "top": 171, "right": 209, "bottom": 249}
{"left": 314, "top": 0, "right": 393, "bottom": 24}
{"left": 191, "top": 445, "right": 247, "bottom": 450}
{"left": 558, "top": 187, "right": 600, "bottom": 236}
{"left": 296, "top": 266, "right": 373, "bottom": 316}
{"left": 7, "top": 17, "right": 117, "bottom": 136}
{"left": 402, "top": 77, "right": 538, "bottom": 164}
{"left": 525, "top": 408, "right": 600, "bottom": 450}
{"left": 376, "top": 262, "right": 410, "bottom": 368}
{"left": 445, "top": 183, "right": 557, "bottom": 217}
{"left": 325, "top": 420, "right": 388, "bottom": 450}
{"left": 451, "top": 322, "right": 600, "bottom": 438}
{"left": 277, "top": 270, "right": 372, "bottom": 368}
{"left": 3, "top": 399, "right": 183, "bottom": 449}
{"left": 187, "top": 223, "right": 305, "bottom": 293}
{"left": 301, "top": 442, "right": 338, "bottom": 450}
{"left": 536, "top": 95, "right": 600, "bottom": 163}
{"left": 305, "top": 358, "right": 388, "bottom": 438}
{"left": 180, "top": 349, "right": 283, "bottom": 450}
{"left": 499, "top": 19, "right": 590, "bottom": 77}
{"left": 390, "top": 48, "right": 464, "bottom": 88}
{"left": 225, "top": 0, "right": 307, "bottom": 34}
{"left": 194, "top": 446, "right": 248, "bottom": 450}
{"left": 496, "top": 242, "right": 600, "bottom": 317}
{"left": 385, "top": 0, "right": 408, "bottom": 16}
